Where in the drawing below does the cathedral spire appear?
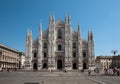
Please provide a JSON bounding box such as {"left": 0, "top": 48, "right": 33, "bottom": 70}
{"left": 52, "top": 12, "right": 55, "bottom": 24}
{"left": 26, "top": 28, "right": 32, "bottom": 43}
{"left": 26, "top": 29, "right": 32, "bottom": 46}
{"left": 65, "top": 14, "right": 67, "bottom": 24}
{"left": 49, "top": 12, "right": 55, "bottom": 25}
{"left": 27, "top": 28, "right": 29, "bottom": 35}
{"left": 88, "top": 29, "right": 93, "bottom": 41}
{"left": 29, "top": 29, "right": 32, "bottom": 38}
{"left": 68, "top": 13, "right": 71, "bottom": 24}
{"left": 26, "top": 29, "right": 29, "bottom": 45}
{"left": 49, "top": 12, "right": 52, "bottom": 24}
{"left": 39, "top": 21, "right": 42, "bottom": 40}
{"left": 25, "top": 28, "right": 33, "bottom": 70}
{"left": 88, "top": 29, "right": 95, "bottom": 67}
{"left": 78, "top": 22, "right": 81, "bottom": 39}
{"left": 65, "top": 13, "right": 71, "bottom": 24}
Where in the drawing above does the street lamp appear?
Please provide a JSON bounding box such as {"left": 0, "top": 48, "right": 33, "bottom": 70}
{"left": 111, "top": 50, "right": 118, "bottom": 56}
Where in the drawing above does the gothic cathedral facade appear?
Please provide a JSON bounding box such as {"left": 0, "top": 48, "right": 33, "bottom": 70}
{"left": 25, "top": 14, "right": 95, "bottom": 71}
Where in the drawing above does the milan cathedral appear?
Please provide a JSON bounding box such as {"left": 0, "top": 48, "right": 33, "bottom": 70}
{"left": 25, "top": 14, "right": 95, "bottom": 71}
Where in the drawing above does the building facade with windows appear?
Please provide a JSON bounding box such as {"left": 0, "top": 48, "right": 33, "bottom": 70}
{"left": 19, "top": 52, "right": 25, "bottom": 69}
{"left": 96, "top": 56, "right": 120, "bottom": 69}
{"left": 25, "top": 14, "right": 95, "bottom": 71}
{"left": 0, "top": 44, "right": 20, "bottom": 70}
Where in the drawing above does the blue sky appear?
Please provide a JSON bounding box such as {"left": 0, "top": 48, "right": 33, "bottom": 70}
{"left": 0, "top": 0, "right": 120, "bottom": 56}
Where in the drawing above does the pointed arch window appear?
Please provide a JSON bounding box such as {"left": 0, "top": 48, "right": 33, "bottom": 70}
{"left": 58, "top": 44, "right": 62, "bottom": 51}
{"left": 57, "top": 29, "right": 62, "bottom": 39}
{"left": 73, "top": 43, "right": 76, "bottom": 48}
{"left": 43, "top": 53, "right": 47, "bottom": 58}
{"left": 34, "top": 53, "right": 37, "bottom": 58}
{"left": 83, "top": 52, "right": 86, "bottom": 58}
{"left": 43, "top": 42, "right": 47, "bottom": 49}
{"left": 73, "top": 52, "right": 76, "bottom": 58}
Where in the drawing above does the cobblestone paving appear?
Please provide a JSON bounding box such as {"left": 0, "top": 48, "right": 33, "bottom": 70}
{"left": 0, "top": 71, "right": 98, "bottom": 84}
{"left": 87, "top": 75, "right": 120, "bottom": 84}
{"left": 83, "top": 70, "right": 120, "bottom": 84}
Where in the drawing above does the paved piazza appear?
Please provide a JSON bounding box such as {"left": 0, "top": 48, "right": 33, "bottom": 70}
{"left": 0, "top": 71, "right": 98, "bottom": 84}
{"left": 1, "top": 71, "right": 120, "bottom": 84}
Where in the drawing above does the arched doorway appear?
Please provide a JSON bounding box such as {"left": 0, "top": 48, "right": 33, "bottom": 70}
{"left": 43, "top": 63, "right": 47, "bottom": 69}
{"left": 73, "top": 63, "right": 77, "bottom": 69}
{"left": 33, "top": 63, "right": 37, "bottom": 70}
{"left": 83, "top": 63, "right": 87, "bottom": 69}
{"left": 57, "top": 60, "right": 62, "bottom": 70}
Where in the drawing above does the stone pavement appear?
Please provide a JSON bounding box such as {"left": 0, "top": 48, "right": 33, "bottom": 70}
{"left": 87, "top": 75, "right": 120, "bottom": 84}
{"left": 0, "top": 71, "right": 98, "bottom": 84}
{"left": 83, "top": 70, "right": 120, "bottom": 84}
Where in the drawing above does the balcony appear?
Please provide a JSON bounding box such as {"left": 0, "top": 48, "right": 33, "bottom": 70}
{"left": 42, "top": 57, "right": 48, "bottom": 60}
{"left": 55, "top": 51, "right": 64, "bottom": 55}
{"left": 32, "top": 58, "right": 37, "bottom": 62}
{"left": 72, "top": 57, "right": 79, "bottom": 60}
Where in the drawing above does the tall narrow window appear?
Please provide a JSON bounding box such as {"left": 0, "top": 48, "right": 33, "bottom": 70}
{"left": 83, "top": 52, "right": 86, "bottom": 58}
{"left": 73, "top": 52, "right": 76, "bottom": 58}
{"left": 58, "top": 44, "right": 62, "bottom": 51}
{"left": 73, "top": 43, "right": 76, "bottom": 48}
{"left": 58, "top": 29, "right": 62, "bottom": 39}
{"left": 34, "top": 53, "right": 37, "bottom": 58}
{"left": 44, "top": 53, "right": 47, "bottom": 58}
{"left": 43, "top": 42, "right": 47, "bottom": 49}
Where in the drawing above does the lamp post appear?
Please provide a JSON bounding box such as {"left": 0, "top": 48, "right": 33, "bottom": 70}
{"left": 111, "top": 50, "right": 118, "bottom": 56}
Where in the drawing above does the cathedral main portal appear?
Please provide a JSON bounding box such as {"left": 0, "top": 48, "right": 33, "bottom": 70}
{"left": 57, "top": 60, "right": 62, "bottom": 70}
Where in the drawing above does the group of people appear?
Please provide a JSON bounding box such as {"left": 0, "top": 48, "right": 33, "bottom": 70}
{"left": 0, "top": 68, "right": 18, "bottom": 72}
{"left": 87, "top": 68, "right": 120, "bottom": 76}
{"left": 103, "top": 68, "right": 120, "bottom": 76}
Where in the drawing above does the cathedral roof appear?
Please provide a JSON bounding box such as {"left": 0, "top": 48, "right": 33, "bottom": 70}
{"left": 82, "top": 40, "right": 87, "bottom": 43}
{"left": 43, "top": 29, "right": 48, "bottom": 38}
{"left": 55, "top": 19, "right": 65, "bottom": 26}
{"left": 82, "top": 40, "right": 88, "bottom": 47}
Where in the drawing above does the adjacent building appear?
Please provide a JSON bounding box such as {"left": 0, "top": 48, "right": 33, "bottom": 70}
{"left": 19, "top": 52, "right": 25, "bottom": 69}
{"left": 0, "top": 44, "right": 20, "bottom": 70}
{"left": 96, "top": 56, "right": 120, "bottom": 69}
{"left": 25, "top": 14, "right": 95, "bottom": 71}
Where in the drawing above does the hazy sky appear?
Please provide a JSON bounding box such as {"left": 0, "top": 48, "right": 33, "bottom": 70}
{"left": 0, "top": 0, "right": 120, "bottom": 56}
